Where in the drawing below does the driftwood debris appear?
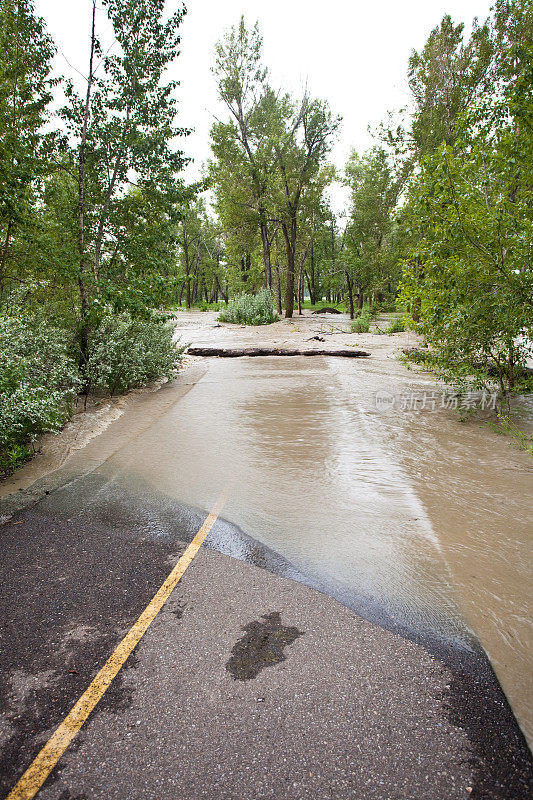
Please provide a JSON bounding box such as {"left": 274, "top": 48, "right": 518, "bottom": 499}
{"left": 311, "top": 307, "right": 342, "bottom": 315}
{"left": 187, "top": 346, "right": 370, "bottom": 358}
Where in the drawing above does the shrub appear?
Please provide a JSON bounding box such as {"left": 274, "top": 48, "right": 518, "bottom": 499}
{"left": 218, "top": 289, "right": 276, "bottom": 325}
{"left": 86, "top": 312, "right": 183, "bottom": 395}
{"left": 351, "top": 312, "right": 371, "bottom": 333}
{"left": 374, "top": 301, "right": 397, "bottom": 313}
{"left": 0, "top": 315, "right": 80, "bottom": 473}
{"left": 387, "top": 316, "right": 406, "bottom": 334}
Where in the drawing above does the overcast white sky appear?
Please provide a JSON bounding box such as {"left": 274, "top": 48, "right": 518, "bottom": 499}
{"left": 36, "top": 0, "right": 494, "bottom": 207}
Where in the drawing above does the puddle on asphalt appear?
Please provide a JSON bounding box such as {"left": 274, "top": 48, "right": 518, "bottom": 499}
{"left": 225, "top": 612, "right": 304, "bottom": 680}
{"left": 4, "top": 354, "right": 532, "bottom": 745}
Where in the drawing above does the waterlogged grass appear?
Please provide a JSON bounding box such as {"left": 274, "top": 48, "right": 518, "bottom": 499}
{"left": 351, "top": 313, "right": 371, "bottom": 333}
{"left": 386, "top": 315, "right": 406, "bottom": 333}
{"left": 487, "top": 414, "right": 533, "bottom": 457}
{"left": 218, "top": 289, "right": 277, "bottom": 326}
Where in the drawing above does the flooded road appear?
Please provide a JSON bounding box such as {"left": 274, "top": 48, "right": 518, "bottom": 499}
{"left": 3, "top": 312, "right": 532, "bottom": 747}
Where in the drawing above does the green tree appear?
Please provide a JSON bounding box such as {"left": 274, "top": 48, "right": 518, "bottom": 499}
{"left": 400, "top": 66, "right": 532, "bottom": 397}
{"left": 268, "top": 93, "right": 340, "bottom": 317}
{"left": 344, "top": 147, "right": 401, "bottom": 317}
{"left": 407, "top": 14, "right": 493, "bottom": 160}
{"left": 211, "top": 17, "right": 275, "bottom": 287}
{"left": 177, "top": 197, "right": 228, "bottom": 307}
{"left": 0, "top": 0, "right": 58, "bottom": 302}
{"left": 61, "top": 0, "right": 188, "bottom": 362}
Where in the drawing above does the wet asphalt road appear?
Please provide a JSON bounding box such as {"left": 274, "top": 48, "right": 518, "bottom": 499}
{"left": 0, "top": 498, "right": 532, "bottom": 800}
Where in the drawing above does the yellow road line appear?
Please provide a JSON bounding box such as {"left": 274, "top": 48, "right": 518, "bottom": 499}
{"left": 7, "top": 491, "right": 228, "bottom": 800}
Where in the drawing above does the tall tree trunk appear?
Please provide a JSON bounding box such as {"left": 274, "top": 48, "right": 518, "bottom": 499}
{"left": 0, "top": 219, "right": 13, "bottom": 301}
{"left": 309, "top": 242, "right": 316, "bottom": 304}
{"left": 275, "top": 266, "right": 282, "bottom": 315}
{"left": 240, "top": 256, "right": 249, "bottom": 285}
{"left": 345, "top": 272, "right": 355, "bottom": 319}
{"left": 182, "top": 222, "right": 191, "bottom": 308}
{"left": 215, "top": 274, "right": 228, "bottom": 304}
{"left": 260, "top": 220, "right": 272, "bottom": 289}
{"left": 508, "top": 342, "right": 515, "bottom": 391}
{"left": 304, "top": 271, "right": 311, "bottom": 305}
{"left": 412, "top": 257, "right": 422, "bottom": 322}
{"left": 77, "top": 0, "right": 97, "bottom": 373}
{"left": 93, "top": 107, "right": 130, "bottom": 279}
{"left": 283, "top": 217, "right": 297, "bottom": 318}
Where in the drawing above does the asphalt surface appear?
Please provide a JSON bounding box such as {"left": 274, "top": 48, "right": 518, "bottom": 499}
{"left": 0, "top": 500, "right": 532, "bottom": 799}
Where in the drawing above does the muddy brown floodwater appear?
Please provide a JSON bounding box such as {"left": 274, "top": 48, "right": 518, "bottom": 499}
{"left": 2, "top": 310, "right": 532, "bottom": 747}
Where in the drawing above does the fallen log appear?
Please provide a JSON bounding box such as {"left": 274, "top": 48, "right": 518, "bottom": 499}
{"left": 311, "top": 307, "right": 342, "bottom": 314}
{"left": 187, "top": 346, "right": 370, "bottom": 358}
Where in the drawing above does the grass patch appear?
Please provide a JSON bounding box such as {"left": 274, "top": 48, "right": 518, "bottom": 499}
{"left": 351, "top": 312, "right": 371, "bottom": 333}
{"left": 218, "top": 289, "right": 276, "bottom": 326}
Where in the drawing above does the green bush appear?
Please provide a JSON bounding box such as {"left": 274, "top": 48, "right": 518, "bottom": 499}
{"left": 0, "top": 315, "right": 80, "bottom": 473}
{"left": 218, "top": 289, "right": 276, "bottom": 326}
{"left": 373, "top": 301, "right": 397, "bottom": 313}
{"left": 86, "top": 312, "right": 183, "bottom": 395}
{"left": 0, "top": 310, "right": 186, "bottom": 475}
{"left": 387, "top": 316, "right": 406, "bottom": 334}
{"left": 351, "top": 312, "right": 371, "bottom": 333}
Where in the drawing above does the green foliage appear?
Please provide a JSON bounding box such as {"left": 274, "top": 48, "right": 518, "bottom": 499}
{"left": 344, "top": 147, "right": 403, "bottom": 310}
{"left": 373, "top": 300, "right": 398, "bottom": 313}
{"left": 397, "top": 2, "right": 533, "bottom": 398}
{"left": 0, "top": 0, "right": 59, "bottom": 304}
{"left": 387, "top": 316, "right": 406, "bottom": 334}
{"left": 210, "top": 18, "right": 339, "bottom": 314}
{"left": 399, "top": 86, "right": 532, "bottom": 395}
{"left": 0, "top": 0, "right": 193, "bottom": 475}
{"left": 0, "top": 315, "right": 79, "bottom": 473}
{"left": 210, "top": 17, "right": 270, "bottom": 292}
{"left": 58, "top": 0, "right": 189, "bottom": 329}
{"left": 178, "top": 197, "right": 226, "bottom": 308}
{"left": 350, "top": 313, "right": 371, "bottom": 333}
{"left": 487, "top": 414, "right": 533, "bottom": 456}
{"left": 218, "top": 289, "right": 276, "bottom": 325}
{"left": 86, "top": 313, "right": 184, "bottom": 395}
{"left": 407, "top": 14, "right": 493, "bottom": 159}
{"left": 0, "top": 309, "right": 183, "bottom": 472}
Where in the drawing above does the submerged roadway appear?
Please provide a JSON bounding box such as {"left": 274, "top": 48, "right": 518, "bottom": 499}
{"left": 1, "top": 311, "right": 532, "bottom": 799}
